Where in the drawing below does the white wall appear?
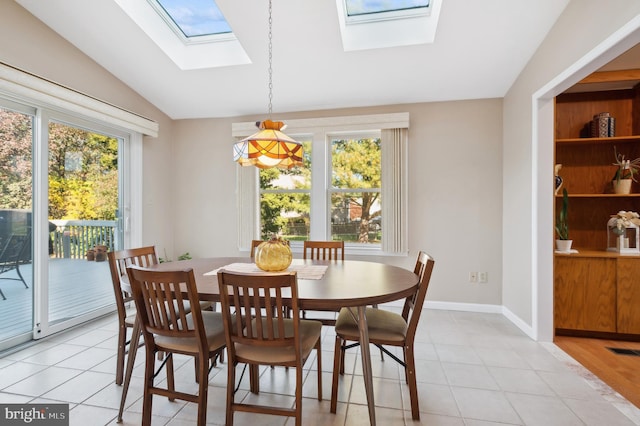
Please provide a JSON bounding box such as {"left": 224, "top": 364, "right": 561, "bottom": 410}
{"left": 503, "top": 0, "right": 640, "bottom": 340}
{"left": 171, "top": 100, "right": 505, "bottom": 307}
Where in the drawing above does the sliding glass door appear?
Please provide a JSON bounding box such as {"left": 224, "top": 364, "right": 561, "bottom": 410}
{"left": 0, "top": 102, "right": 128, "bottom": 350}
{"left": 0, "top": 104, "right": 35, "bottom": 347}
{"left": 46, "top": 120, "right": 123, "bottom": 329}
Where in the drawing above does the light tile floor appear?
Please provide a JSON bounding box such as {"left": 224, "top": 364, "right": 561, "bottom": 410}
{"left": 1, "top": 307, "right": 640, "bottom": 425}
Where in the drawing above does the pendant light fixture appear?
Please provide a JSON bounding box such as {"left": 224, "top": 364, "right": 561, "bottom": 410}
{"left": 233, "top": 0, "right": 303, "bottom": 169}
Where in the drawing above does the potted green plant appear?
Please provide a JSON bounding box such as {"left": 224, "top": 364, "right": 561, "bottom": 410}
{"left": 555, "top": 188, "right": 572, "bottom": 252}
{"left": 612, "top": 146, "right": 640, "bottom": 194}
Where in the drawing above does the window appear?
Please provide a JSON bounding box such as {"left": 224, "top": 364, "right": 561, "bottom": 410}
{"left": 235, "top": 113, "right": 408, "bottom": 255}
{"left": 329, "top": 133, "right": 381, "bottom": 243}
{"left": 259, "top": 138, "right": 312, "bottom": 240}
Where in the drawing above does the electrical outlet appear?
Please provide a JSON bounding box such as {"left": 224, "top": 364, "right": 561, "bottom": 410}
{"left": 469, "top": 272, "right": 478, "bottom": 283}
{"left": 479, "top": 272, "right": 488, "bottom": 283}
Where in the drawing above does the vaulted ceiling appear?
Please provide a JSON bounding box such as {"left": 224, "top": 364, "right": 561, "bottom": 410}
{"left": 16, "top": 0, "right": 573, "bottom": 120}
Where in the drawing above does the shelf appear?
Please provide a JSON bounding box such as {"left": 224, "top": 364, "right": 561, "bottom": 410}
{"left": 556, "top": 135, "right": 640, "bottom": 145}
{"left": 555, "top": 193, "right": 640, "bottom": 198}
{"left": 554, "top": 249, "right": 640, "bottom": 258}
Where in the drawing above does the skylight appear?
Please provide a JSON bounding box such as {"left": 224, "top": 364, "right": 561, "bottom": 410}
{"left": 115, "top": 0, "right": 250, "bottom": 70}
{"left": 153, "top": 0, "right": 231, "bottom": 40}
{"left": 345, "top": 0, "right": 430, "bottom": 18}
{"left": 336, "top": 0, "right": 441, "bottom": 51}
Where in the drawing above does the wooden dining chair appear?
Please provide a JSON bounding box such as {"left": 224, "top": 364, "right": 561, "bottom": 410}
{"left": 301, "top": 240, "right": 345, "bottom": 324}
{"left": 330, "top": 251, "right": 435, "bottom": 420}
{"left": 249, "top": 239, "right": 263, "bottom": 257}
{"left": 108, "top": 246, "right": 215, "bottom": 387}
{"left": 302, "top": 240, "right": 344, "bottom": 261}
{"left": 126, "top": 265, "right": 228, "bottom": 426}
{"left": 250, "top": 239, "right": 290, "bottom": 257}
{"left": 217, "top": 269, "right": 323, "bottom": 426}
{"left": 107, "top": 246, "right": 158, "bottom": 385}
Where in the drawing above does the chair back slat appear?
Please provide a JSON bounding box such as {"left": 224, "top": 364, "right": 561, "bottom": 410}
{"left": 218, "top": 271, "right": 299, "bottom": 349}
{"left": 303, "top": 240, "right": 344, "bottom": 261}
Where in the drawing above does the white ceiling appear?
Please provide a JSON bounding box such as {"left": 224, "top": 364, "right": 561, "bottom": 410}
{"left": 15, "top": 0, "right": 572, "bottom": 120}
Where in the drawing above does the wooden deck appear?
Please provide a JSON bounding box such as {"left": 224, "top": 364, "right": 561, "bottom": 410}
{"left": 0, "top": 258, "right": 114, "bottom": 342}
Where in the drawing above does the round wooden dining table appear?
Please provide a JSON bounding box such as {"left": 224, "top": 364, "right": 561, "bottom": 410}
{"left": 119, "top": 257, "right": 419, "bottom": 426}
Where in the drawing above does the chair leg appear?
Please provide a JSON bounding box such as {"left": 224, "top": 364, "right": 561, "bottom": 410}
{"left": 166, "top": 353, "right": 175, "bottom": 402}
{"left": 115, "top": 325, "right": 127, "bottom": 385}
{"left": 316, "top": 338, "right": 322, "bottom": 401}
{"left": 330, "top": 335, "right": 342, "bottom": 413}
{"left": 118, "top": 320, "right": 141, "bottom": 423}
{"left": 16, "top": 264, "right": 28, "bottom": 289}
{"left": 249, "top": 364, "right": 260, "bottom": 393}
{"left": 295, "top": 358, "right": 303, "bottom": 426}
{"left": 142, "top": 347, "right": 155, "bottom": 426}
{"left": 339, "top": 339, "right": 346, "bottom": 375}
{"left": 226, "top": 362, "right": 236, "bottom": 426}
{"left": 405, "top": 345, "right": 420, "bottom": 420}
{"left": 197, "top": 355, "right": 209, "bottom": 426}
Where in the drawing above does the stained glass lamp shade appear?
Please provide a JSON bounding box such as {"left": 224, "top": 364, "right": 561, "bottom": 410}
{"left": 233, "top": 119, "right": 303, "bottom": 169}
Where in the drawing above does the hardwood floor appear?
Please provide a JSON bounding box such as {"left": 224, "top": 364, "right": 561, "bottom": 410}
{"left": 555, "top": 335, "right": 640, "bottom": 408}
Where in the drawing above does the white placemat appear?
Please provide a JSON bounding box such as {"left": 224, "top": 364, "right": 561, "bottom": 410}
{"left": 204, "top": 263, "right": 328, "bottom": 280}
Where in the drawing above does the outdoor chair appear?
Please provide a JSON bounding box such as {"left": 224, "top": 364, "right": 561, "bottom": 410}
{"left": 330, "top": 251, "right": 435, "bottom": 420}
{"left": 217, "top": 269, "right": 322, "bottom": 426}
{"left": 0, "top": 232, "right": 31, "bottom": 300}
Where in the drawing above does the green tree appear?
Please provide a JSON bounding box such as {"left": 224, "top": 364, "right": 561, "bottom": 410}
{"left": 0, "top": 110, "right": 33, "bottom": 209}
{"left": 48, "top": 123, "right": 118, "bottom": 220}
{"left": 331, "top": 138, "right": 381, "bottom": 243}
{"left": 259, "top": 141, "right": 311, "bottom": 239}
{"left": 0, "top": 110, "right": 119, "bottom": 225}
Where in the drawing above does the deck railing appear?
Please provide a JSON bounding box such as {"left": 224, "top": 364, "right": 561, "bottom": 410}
{"left": 50, "top": 219, "right": 118, "bottom": 259}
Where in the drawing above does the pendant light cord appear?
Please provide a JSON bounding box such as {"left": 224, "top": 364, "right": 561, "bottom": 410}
{"left": 267, "top": 0, "right": 273, "bottom": 117}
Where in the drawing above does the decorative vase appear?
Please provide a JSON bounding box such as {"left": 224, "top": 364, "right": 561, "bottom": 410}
{"left": 554, "top": 164, "right": 563, "bottom": 195}
{"left": 556, "top": 239, "right": 573, "bottom": 252}
{"left": 254, "top": 238, "right": 292, "bottom": 272}
{"left": 613, "top": 178, "right": 632, "bottom": 195}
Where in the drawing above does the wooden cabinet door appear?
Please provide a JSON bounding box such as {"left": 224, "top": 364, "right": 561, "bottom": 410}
{"left": 617, "top": 258, "right": 640, "bottom": 334}
{"left": 554, "top": 257, "right": 616, "bottom": 332}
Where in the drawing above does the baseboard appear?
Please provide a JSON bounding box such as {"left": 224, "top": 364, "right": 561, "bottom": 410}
{"left": 422, "top": 301, "right": 536, "bottom": 340}
{"left": 424, "top": 300, "right": 502, "bottom": 314}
